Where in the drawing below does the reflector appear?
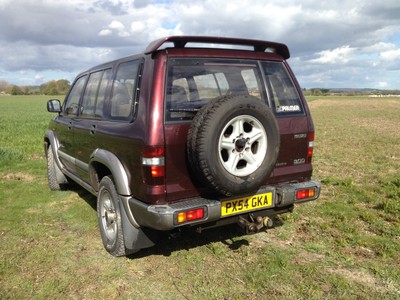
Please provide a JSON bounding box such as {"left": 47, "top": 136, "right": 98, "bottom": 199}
{"left": 307, "top": 132, "right": 315, "bottom": 163}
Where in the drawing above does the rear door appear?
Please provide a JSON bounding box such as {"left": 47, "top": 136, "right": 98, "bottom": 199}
{"left": 73, "top": 68, "right": 112, "bottom": 181}
{"left": 164, "top": 58, "right": 267, "bottom": 200}
{"left": 73, "top": 60, "right": 142, "bottom": 184}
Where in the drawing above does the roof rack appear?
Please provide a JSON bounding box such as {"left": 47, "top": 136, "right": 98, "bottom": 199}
{"left": 144, "top": 36, "right": 290, "bottom": 59}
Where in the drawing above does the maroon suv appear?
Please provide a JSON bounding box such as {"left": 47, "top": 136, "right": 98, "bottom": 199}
{"left": 45, "top": 36, "right": 321, "bottom": 256}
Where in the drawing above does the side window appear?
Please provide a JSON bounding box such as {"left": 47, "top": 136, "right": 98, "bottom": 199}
{"left": 110, "top": 60, "right": 140, "bottom": 120}
{"left": 81, "top": 71, "right": 103, "bottom": 118}
{"left": 64, "top": 75, "right": 87, "bottom": 116}
{"left": 193, "top": 74, "right": 220, "bottom": 99}
{"left": 170, "top": 78, "right": 190, "bottom": 103}
{"left": 241, "top": 69, "right": 261, "bottom": 99}
{"left": 262, "top": 62, "right": 304, "bottom": 115}
{"left": 215, "top": 73, "right": 229, "bottom": 94}
{"left": 95, "top": 69, "right": 112, "bottom": 118}
{"left": 170, "top": 74, "right": 230, "bottom": 103}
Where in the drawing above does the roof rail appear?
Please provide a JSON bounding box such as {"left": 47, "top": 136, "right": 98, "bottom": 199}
{"left": 144, "top": 36, "right": 290, "bottom": 59}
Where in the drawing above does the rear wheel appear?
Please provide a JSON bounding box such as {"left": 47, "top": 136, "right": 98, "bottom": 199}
{"left": 97, "top": 176, "right": 127, "bottom": 257}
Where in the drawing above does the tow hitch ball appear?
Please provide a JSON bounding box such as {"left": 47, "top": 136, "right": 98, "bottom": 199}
{"left": 238, "top": 215, "right": 273, "bottom": 233}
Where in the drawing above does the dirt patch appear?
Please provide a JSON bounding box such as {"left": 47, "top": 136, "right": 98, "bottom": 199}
{"left": 326, "top": 267, "right": 392, "bottom": 293}
{"left": 2, "top": 172, "right": 35, "bottom": 182}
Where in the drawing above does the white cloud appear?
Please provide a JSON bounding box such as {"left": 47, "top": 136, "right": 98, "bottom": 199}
{"left": 98, "top": 29, "right": 112, "bottom": 36}
{"left": 310, "top": 46, "right": 355, "bottom": 64}
{"left": 108, "top": 20, "right": 125, "bottom": 31}
{"left": 106, "top": 20, "right": 130, "bottom": 37}
{"left": 130, "top": 21, "right": 146, "bottom": 33}
{"left": 380, "top": 49, "right": 400, "bottom": 61}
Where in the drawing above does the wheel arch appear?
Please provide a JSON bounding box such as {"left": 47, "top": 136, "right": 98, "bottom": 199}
{"left": 44, "top": 130, "right": 61, "bottom": 164}
{"left": 89, "top": 149, "right": 131, "bottom": 196}
{"left": 44, "top": 130, "right": 69, "bottom": 185}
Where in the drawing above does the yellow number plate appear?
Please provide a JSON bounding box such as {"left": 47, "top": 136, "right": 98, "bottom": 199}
{"left": 221, "top": 192, "right": 273, "bottom": 217}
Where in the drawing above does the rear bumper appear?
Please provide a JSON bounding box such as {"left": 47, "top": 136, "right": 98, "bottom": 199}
{"left": 122, "top": 180, "right": 321, "bottom": 231}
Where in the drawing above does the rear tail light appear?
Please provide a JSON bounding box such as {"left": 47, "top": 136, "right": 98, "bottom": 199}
{"left": 176, "top": 207, "right": 205, "bottom": 224}
{"left": 296, "top": 187, "right": 316, "bottom": 200}
{"left": 307, "top": 132, "right": 314, "bottom": 162}
{"left": 142, "top": 146, "right": 165, "bottom": 185}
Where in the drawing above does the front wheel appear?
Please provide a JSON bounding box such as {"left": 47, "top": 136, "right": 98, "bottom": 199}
{"left": 97, "top": 176, "right": 127, "bottom": 256}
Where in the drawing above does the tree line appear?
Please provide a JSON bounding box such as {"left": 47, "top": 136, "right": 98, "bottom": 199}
{"left": 1, "top": 79, "right": 398, "bottom": 97}
{"left": 302, "top": 88, "right": 400, "bottom": 96}
{"left": 0, "top": 79, "right": 71, "bottom": 95}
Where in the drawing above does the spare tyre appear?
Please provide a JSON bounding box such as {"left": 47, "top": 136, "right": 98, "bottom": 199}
{"left": 187, "top": 94, "right": 280, "bottom": 196}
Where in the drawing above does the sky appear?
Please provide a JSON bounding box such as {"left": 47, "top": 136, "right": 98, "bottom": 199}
{"left": 0, "top": 0, "right": 399, "bottom": 89}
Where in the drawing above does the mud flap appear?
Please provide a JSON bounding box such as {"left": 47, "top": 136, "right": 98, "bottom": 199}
{"left": 119, "top": 198, "right": 157, "bottom": 253}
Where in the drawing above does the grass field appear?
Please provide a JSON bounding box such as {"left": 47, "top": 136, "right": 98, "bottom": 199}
{"left": 0, "top": 95, "right": 399, "bottom": 299}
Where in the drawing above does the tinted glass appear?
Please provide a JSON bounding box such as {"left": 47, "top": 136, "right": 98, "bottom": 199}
{"left": 81, "top": 71, "right": 103, "bottom": 118}
{"left": 261, "top": 61, "right": 304, "bottom": 115}
{"left": 166, "top": 58, "right": 263, "bottom": 121}
{"left": 110, "top": 60, "right": 140, "bottom": 120}
{"left": 95, "top": 69, "right": 112, "bottom": 118}
{"left": 64, "top": 75, "right": 87, "bottom": 116}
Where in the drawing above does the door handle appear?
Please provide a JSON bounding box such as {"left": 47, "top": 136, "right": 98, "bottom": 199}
{"left": 90, "top": 124, "right": 96, "bottom": 136}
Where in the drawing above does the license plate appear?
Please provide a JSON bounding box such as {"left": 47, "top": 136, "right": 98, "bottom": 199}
{"left": 221, "top": 192, "right": 273, "bottom": 217}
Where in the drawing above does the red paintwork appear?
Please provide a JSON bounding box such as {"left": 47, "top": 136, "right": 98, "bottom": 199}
{"left": 49, "top": 38, "right": 315, "bottom": 205}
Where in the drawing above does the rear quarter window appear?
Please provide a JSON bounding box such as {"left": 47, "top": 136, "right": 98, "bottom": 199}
{"left": 262, "top": 61, "right": 304, "bottom": 116}
{"left": 110, "top": 60, "right": 141, "bottom": 121}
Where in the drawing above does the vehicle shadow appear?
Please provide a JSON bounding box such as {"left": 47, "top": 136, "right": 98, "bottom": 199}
{"left": 67, "top": 181, "right": 98, "bottom": 210}
{"left": 70, "top": 185, "right": 284, "bottom": 258}
{"left": 133, "top": 226, "right": 251, "bottom": 259}
{"left": 133, "top": 218, "right": 284, "bottom": 259}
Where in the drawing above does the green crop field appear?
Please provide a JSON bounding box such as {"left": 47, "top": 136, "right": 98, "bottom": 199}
{"left": 0, "top": 95, "right": 399, "bottom": 299}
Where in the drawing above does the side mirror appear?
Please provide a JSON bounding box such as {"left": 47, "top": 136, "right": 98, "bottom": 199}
{"left": 47, "top": 99, "right": 62, "bottom": 113}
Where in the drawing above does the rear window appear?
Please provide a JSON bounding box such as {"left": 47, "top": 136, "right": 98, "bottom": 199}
{"left": 165, "top": 58, "right": 303, "bottom": 121}
{"left": 165, "top": 58, "right": 264, "bottom": 121}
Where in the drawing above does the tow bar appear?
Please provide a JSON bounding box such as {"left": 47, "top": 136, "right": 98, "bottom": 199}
{"left": 238, "top": 214, "right": 273, "bottom": 233}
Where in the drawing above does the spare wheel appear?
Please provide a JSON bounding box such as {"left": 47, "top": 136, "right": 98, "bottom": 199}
{"left": 187, "top": 94, "right": 280, "bottom": 196}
